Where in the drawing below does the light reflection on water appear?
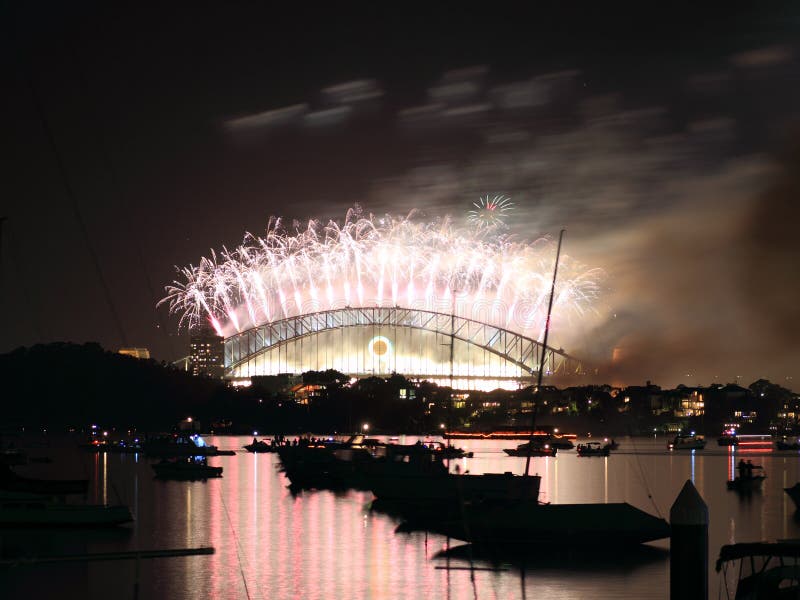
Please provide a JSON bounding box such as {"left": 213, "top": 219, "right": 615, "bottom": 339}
{"left": 3, "top": 436, "right": 800, "bottom": 599}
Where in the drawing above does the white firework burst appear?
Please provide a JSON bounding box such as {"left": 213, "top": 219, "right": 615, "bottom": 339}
{"left": 161, "top": 206, "right": 602, "bottom": 342}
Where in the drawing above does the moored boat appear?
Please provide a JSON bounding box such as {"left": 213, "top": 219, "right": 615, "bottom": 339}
{"left": 716, "top": 541, "right": 800, "bottom": 598}
{"left": 280, "top": 447, "right": 375, "bottom": 491}
{"left": 504, "top": 442, "right": 557, "bottom": 457}
{"left": 718, "top": 429, "right": 739, "bottom": 446}
{"left": 370, "top": 470, "right": 541, "bottom": 505}
{"left": 427, "top": 500, "right": 670, "bottom": 546}
{"left": 0, "top": 465, "right": 88, "bottom": 495}
{"left": 419, "top": 441, "right": 473, "bottom": 459}
{"left": 152, "top": 457, "right": 223, "bottom": 480}
{"left": 548, "top": 435, "right": 576, "bottom": 450}
{"left": 243, "top": 438, "right": 277, "bottom": 453}
{"left": 276, "top": 436, "right": 367, "bottom": 490}
{"left": 668, "top": 434, "right": 706, "bottom": 450}
{"left": 277, "top": 435, "right": 475, "bottom": 488}
{"left": 776, "top": 437, "right": 800, "bottom": 451}
{"left": 144, "top": 433, "right": 223, "bottom": 457}
{"left": 727, "top": 475, "right": 766, "bottom": 492}
{"left": 444, "top": 426, "right": 576, "bottom": 448}
{"left": 278, "top": 437, "right": 474, "bottom": 492}
{"left": 383, "top": 440, "right": 471, "bottom": 459}
{"left": 80, "top": 439, "right": 143, "bottom": 453}
{"left": 390, "top": 232, "right": 668, "bottom": 548}
{"left": 785, "top": 483, "right": 800, "bottom": 510}
{"left": 576, "top": 441, "right": 611, "bottom": 457}
{"left": 0, "top": 492, "right": 133, "bottom": 527}
{"left": 0, "top": 448, "right": 27, "bottom": 466}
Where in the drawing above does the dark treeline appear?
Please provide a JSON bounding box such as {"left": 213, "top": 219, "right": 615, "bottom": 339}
{"left": 1, "top": 343, "right": 797, "bottom": 436}
{"left": 0, "top": 343, "right": 461, "bottom": 434}
{"left": 1, "top": 343, "right": 231, "bottom": 430}
{"left": 0, "top": 343, "right": 444, "bottom": 433}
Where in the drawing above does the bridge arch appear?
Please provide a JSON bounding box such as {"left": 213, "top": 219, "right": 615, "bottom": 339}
{"left": 224, "top": 307, "right": 583, "bottom": 386}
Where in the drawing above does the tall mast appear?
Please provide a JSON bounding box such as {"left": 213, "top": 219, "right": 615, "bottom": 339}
{"left": 524, "top": 229, "right": 565, "bottom": 479}
{"left": 448, "top": 292, "right": 455, "bottom": 450}
{"left": 450, "top": 292, "right": 455, "bottom": 390}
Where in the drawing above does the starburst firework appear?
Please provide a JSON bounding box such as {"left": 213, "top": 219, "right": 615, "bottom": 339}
{"left": 467, "top": 195, "right": 515, "bottom": 229}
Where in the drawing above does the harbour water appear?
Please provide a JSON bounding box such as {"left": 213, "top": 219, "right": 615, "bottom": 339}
{"left": 3, "top": 435, "right": 800, "bottom": 599}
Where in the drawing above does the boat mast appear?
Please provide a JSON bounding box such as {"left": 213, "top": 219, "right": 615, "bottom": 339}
{"left": 448, "top": 292, "right": 455, "bottom": 450}
{"left": 450, "top": 292, "right": 455, "bottom": 391}
{"left": 524, "top": 229, "right": 565, "bottom": 479}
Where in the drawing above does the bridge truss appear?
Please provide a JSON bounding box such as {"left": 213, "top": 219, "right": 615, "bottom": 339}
{"left": 225, "top": 306, "right": 583, "bottom": 380}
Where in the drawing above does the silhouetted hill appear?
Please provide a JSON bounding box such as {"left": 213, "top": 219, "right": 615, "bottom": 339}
{"left": 0, "top": 342, "right": 229, "bottom": 429}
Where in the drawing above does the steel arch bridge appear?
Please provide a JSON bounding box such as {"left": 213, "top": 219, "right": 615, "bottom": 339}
{"left": 224, "top": 306, "right": 583, "bottom": 380}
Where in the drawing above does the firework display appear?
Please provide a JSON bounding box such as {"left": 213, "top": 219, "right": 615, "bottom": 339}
{"left": 467, "top": 195, "right": 515, "bottom": 229}
{"left": 162, "top": 206, "right": 601, "bottom": 344}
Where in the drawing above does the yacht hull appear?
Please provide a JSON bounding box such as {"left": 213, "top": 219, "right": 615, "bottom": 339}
{"left": 429, "top": 501, "right": 670, "bottom": 545}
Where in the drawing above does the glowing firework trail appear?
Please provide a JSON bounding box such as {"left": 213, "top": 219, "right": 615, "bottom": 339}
{"left": 467, "top": 195, "right": 515, "bottom": 229}
{"left": 162, "top": 207, "right": 603, "bottom": 341}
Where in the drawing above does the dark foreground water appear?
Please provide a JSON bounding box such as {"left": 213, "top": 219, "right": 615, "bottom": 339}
{"left": 3, "top": 435, "right": 800, "bottom": 599}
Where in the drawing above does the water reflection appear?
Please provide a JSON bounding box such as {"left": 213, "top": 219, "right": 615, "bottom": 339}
{"left": 436, "top": 542, "right": 669, "bottom": 573}
{"left": 5, "top": 436, "right": 800, "bottom": 599}
{"left": 102, "top": 452, "right": 108, "bottom": 505}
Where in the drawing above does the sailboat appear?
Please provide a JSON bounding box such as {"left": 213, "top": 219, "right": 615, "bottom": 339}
{"left": 369, "top": 284, "right": 543, "bottom": 507}
{"left": 716, "top": 541, "right": 800, "bottom": 599}
{"left": 380, "top": 230, "right": 670, "bottom": 546}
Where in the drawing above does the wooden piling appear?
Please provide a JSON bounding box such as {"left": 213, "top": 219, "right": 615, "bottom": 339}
{"left": 670, "top": 479, "right": 708, "bottom": 600}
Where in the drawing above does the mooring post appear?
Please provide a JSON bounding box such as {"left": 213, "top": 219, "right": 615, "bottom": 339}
{"left": 670, "top": 479, "right": 708, "bottom": 600}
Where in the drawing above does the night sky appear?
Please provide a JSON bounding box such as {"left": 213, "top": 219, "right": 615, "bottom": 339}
{"left": 3, "top": 4, "right": 800, "bottom": 387}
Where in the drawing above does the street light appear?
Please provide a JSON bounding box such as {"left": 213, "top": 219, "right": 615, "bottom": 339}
{"left": 362, "top": 423, "right": 369, "bottom": 432}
